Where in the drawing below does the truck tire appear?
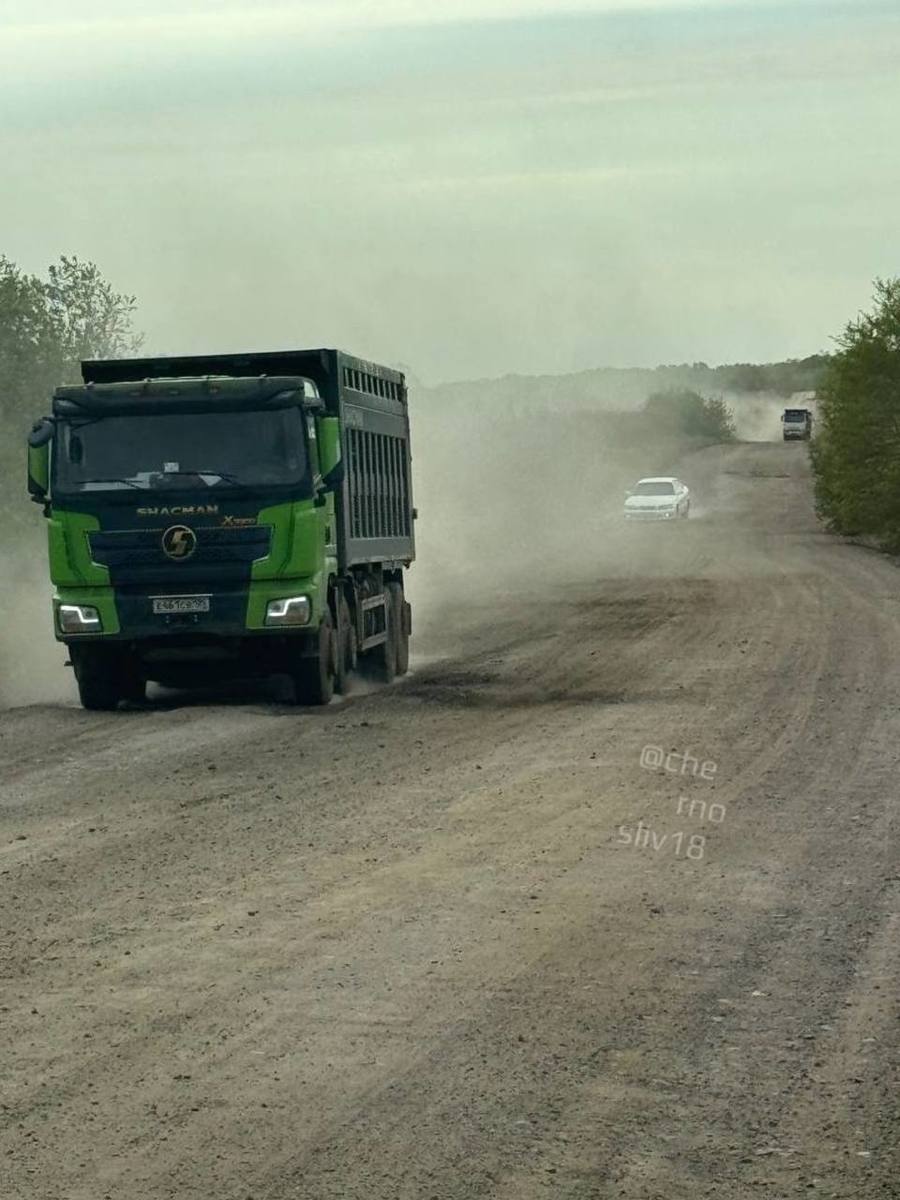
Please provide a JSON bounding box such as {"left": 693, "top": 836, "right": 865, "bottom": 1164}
{"left": 335, "top": 596, "right": 355, "bottom": 695}
{"left": 73, "top": 647, "right": 124, "bottom": 712}
{"left": 291, "top": 611, "right": 335, "bottom": 706}
{"left": 387, "top": 581, "right": 410, "bottom": 676}
{"left": 121, "top": 674, "right": 147, "bottom": 705}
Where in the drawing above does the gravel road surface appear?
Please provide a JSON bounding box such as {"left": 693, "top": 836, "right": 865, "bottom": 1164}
{"left": 2, "top": 442, "right": 898, "bottom": 1199}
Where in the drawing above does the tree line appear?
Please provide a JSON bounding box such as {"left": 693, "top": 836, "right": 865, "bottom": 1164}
{"left": 811, "top": 279, "right": 900, "bottom": 551}
{"left": 7, "top": 252, "right": 893, "bottom": 549}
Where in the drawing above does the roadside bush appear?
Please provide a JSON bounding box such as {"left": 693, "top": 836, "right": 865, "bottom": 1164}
{"left": 811, "top": 278, "right": 900, "bottom": 550}
{"left": 643, "top": 388, "right": 736, "bottom": 443}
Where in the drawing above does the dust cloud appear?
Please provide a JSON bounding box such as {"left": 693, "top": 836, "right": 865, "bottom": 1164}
{"left": 0, "top": 380, "right": 791, "bottom": 708}
{"left": 404, "top": 384, "right": 797, "bottom": 662}
{"left": 406, "top": 392, "right": 688, "bottom": 660}
{"left": 728, "top": 391, "right": 796, "bottom": 443}
{"left": 0, "top": 552, "right": 73, "bottom": 709}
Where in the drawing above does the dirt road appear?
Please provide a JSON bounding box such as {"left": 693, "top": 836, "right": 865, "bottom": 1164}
{"left": 2, "top": 442, "right": 898, "bottom": 1199}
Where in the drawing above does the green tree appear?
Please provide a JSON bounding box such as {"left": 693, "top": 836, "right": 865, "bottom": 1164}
{"left": 644, "top": 388, "right": 736, "bottom": 442}
{"left": 0, "top": 254, "right": 142, "bottom": 519}
{"left": 812, "top": 278, "right": 900, "bottom": 549}
{"left": 44, "top": 256, "right": 142, "bottom": 367}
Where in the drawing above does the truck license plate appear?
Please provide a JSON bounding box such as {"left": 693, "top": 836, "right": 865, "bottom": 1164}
{"left": 152, "top": 596, "right": 211, "bottom": 615}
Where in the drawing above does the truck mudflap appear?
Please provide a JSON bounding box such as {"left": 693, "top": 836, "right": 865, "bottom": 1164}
{"left": 358, "top": 593, "right": 389, "bottom": 651}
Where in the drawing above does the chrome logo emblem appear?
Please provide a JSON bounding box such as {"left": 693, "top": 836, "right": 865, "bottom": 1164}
{"left": 161, "top": 525, "right": 198, "bottom": 561}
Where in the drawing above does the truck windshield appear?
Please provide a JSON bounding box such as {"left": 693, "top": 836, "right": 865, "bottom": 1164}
{"left": 784, "top": 410, "right": 808, "bottom": 422}
{"left": 54, "top": 407, "right": 309, "bottom": 494}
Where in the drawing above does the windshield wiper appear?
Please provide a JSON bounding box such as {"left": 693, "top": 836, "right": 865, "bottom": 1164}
{"left": 158, "top": 469, "right": 243, "bottom": 485}
{"left": 79, "top": 477, "right": 145, "bottom": 491}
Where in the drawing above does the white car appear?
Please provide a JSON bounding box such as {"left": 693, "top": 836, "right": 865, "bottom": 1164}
{"left": 623, "top": 476, "right": 691, "bottom": 521}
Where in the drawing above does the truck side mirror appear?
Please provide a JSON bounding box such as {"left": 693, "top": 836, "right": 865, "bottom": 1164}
{"left": 316, "top": 416, "right": 344, "bottom": 490}
{"left": 27, "top": 419, "right": 53, "bottom": 505}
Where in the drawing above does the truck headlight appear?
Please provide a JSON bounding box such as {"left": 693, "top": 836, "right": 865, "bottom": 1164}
{"left": 265, "top": 595, "right": 312, "bottom": 626}
{"left": 58, "top": 604, "right": 102, "bottom": 634}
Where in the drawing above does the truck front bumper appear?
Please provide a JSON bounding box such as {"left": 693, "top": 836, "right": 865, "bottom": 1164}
{"left": 53, "top": 577, "right": 326, "bottom": 644}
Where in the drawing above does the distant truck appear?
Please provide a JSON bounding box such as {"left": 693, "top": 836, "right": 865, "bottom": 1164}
{"left": 27, "top": 348, "right": 415, "bottom": 710}
{"left": 782, "top": 408, "right": 813, "bottom": 441}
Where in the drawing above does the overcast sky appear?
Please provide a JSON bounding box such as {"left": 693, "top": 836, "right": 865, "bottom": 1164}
{"left": 1, "top": 0, "right": 897, "bottom": 382}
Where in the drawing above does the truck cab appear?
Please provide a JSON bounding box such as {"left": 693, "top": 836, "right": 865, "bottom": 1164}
{"left": 782, "top": 408, "right": 812, "bottom": 441}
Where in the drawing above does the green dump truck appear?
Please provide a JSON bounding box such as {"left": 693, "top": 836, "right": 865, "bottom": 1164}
{"left": 27, "top": 349, "right": 415, "bottom": 710}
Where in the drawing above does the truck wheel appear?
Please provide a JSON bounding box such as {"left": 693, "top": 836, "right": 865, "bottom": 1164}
{"left": 119, "top": 655, "right": 146, "bottom": 705}
{"left": 73, "top": 647, "right": 123, "bottom": 712}
{"left": 371, "top": 592, "right": 397, "bottom": 684}
{"left": 335, "top": 596, "right": 354, "bottom": 695}
{"left": 292, "top": 611, "right": 335, "bottom": 706}
{"left": 387, "top": 582, "right": 410, "bottom": 676}
{"left": 121, "top": 674, "right": 146, "bottom": 705}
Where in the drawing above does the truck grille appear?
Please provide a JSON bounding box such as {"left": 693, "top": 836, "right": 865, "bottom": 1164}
{"left": 88, "top": 525, "right": 272, "bottom": 586}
